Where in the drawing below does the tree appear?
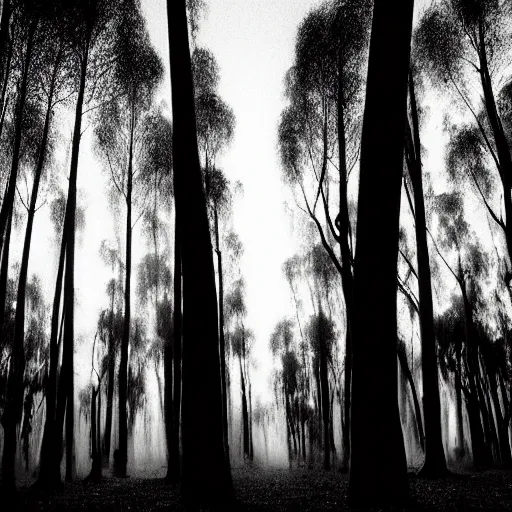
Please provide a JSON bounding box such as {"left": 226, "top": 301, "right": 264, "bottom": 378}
{"left": 94, "top": 0, "right": 163, "bottom": 477}
{"left": 38, "top": 0, "right": 122, "bottom": 488}
{"left": 415, "top": 0, "right": 512, "bottom": 288}
{"left": 348, "top": 0, "right": 414, "bottom": 507}
{"left": 278, "top": 1, "right": 371, "bottom": 468}
{"left": 403, "top": 65, "right": 448, "bottom": 476}
{"left": 166, "top": 0, "right": 234, "bottom": 507}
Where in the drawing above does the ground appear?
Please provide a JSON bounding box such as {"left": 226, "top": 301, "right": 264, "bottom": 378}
{"left": 12, "top": 467, "right": 512, "bottom": 511}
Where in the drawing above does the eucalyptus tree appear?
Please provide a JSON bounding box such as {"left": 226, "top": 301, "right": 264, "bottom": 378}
{"left": 38, "top": 0, "right": 123, "bottom": 489}
{"left": 166, "top": 0, "right": 234, "bottom": 506}
{"left": 415, "top": 0, "right": 512, "bottom": 285}
{"left": 348, "top": 0, "right": 414, "bottom": 507}
{"left": 278, "top": 1, "right": 370, "bottom": 468}
{"left": 93, "top": 1, "right": 163, "bottom": 477}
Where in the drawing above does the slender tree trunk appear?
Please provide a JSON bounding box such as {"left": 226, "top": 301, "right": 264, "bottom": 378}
{"left": 214, "top": 207, "right": 229, "bottom": 459}
{"left": 0, "top": 205, "right": 12, "bottom": 331}
{"left": 167, "top": 202, "right": 181, "bottom": 481}
{"left": 166, "top": 0, "right": 234, "bottom": 506}
{"left": 348, "top": 0, "right": 413, "bottom": 506}
{"left": 0, "top": 208, "right": 15, "bottom": 494}
{"left": 239, "top": 355, "right": 250, "bottom": 459}
{"left": 455, "top": 335, "right": 465, "bottom": 458}
{"left": 117, "top": 105, "right": 135, "bottom": 478}
{"left": 318, "top": 330, "right": 330, "bottom": 470}
{"left": 0, "top": 18, "right": 37, "bottom": 258}
{"left": 103, "top": 320, "right": 115, "bottom": 464}
{"left": 407, "top": 73, "right": 447, "bottom": 477}
{"left": 0, "top": 0, "right": 11, "bottom": 123}
{"left": 336, "top": 74, "right": 353, "bottom": 473}
{"left": 397, "top": 342, "right": 425, "bottom": 451}
{"left": 0, "top": 30, "right": 12, "bottom": 140}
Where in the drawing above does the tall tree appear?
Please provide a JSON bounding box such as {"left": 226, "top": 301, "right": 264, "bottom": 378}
{"left": 94, "top": 0, "right": 163, "bottom": 477}
{"left": 404, "top": 67, "right": 448, "bottom": 476}
{"left": 166, "top": 0, "right": 234, "bottom": 507}
{"left": 348, "top": 0, "right": 414, "bottom": 507}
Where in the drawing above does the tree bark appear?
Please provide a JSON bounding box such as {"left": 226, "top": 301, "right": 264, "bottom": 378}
{"left": 166, "top": 0, "right": 235, "bottom": 507}
{"left": 348, "top": 0, "right": 413, "bottom": 506}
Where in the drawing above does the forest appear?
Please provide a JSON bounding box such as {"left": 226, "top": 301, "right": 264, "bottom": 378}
{"left": 1, "top": 0, "right": 512, "bottom": 510}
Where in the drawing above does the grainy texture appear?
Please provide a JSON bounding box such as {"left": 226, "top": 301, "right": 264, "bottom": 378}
{"left": 14, "top": 467, "right": 512, "bottom": 511}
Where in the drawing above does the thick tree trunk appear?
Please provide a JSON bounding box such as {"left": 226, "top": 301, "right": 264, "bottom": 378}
{"left": 166, "top": 0, "right": 234, "bottom": 507}
{"left": 117, "top": 106, "right": 135, "bottom": 478}
{"left": 407, "top": 73, "right": 447, "bottom": 477}
{"left": 38, "top": 213, "right": 67, "bottom": 489}
{"left": 348, "top": 0, "right": 413, "bottom": 507}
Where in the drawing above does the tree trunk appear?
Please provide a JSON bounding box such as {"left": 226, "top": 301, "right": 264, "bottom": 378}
{"left": 0, "top": 207, "right": 16, "bottom": 495}
{"left": 397, "top": 342, "right": 425, "bottom": 451}
{"left": 0, "top": 205, "right": 12, "bottom": 332}
{"left": 240, "top": 355, "right": 250, "bottom": 459}
{"left": 319, "top": 333, "right": 330, "bottom": 470}
{"left": 348, "top": 0, "right": 413, "bottom": 507}
{"left": 336, "top": 72, "right": 353, "bottom": 473}
{"left": 117, "top": 105, "right": 135, "bottom": 478}
{"left": 407, "top": 73, "right": 447, "bottom": 477}
{"left": 166, "top": 0, "right": 234, "bottom": 507}
{"left": 0, "top": 18, "right": 37, "bottom": 258}
{"left": 103, "top": 293, "right": 115, "bottom": 464}
{"left": 167, "top": 201, "right": 181, "bottom": 481}
{"left": 214, "top": 207, "right": 230, "bottom": 459}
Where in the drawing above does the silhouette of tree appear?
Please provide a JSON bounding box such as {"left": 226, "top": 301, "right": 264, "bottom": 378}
{"left": 348, "top": 0, "right": 414, "bottom": 507}
{"left": 166, "top": 0, "right": 234, "bottom": 507}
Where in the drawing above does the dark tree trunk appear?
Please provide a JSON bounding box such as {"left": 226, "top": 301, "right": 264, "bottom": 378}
{"left": 348, "top": 0, "right": 413, "bottom": 507}
{"left": 319, "top": 333, "right": 330, "bottom": 470}
{"left": 406, "top": 73, "right": 447, "bottom": 477}
{"left": 38, "top": 210, "right": 67, "bottom": 489}
{"left": 166, "top": 0, "right": 234, "bottom": 507}
{"left": 103, "top": 295, "right": 115, "bottom": 464}
{"left": 87, "top": 387, "right": 102, "bottom": 482}
{"left": 214, "top": 207, "right": 230, "bottom": 459}
{"left": 0, "top": 0, "right": 11, "bottom": 133}
{"left": 240, "top": 356, "right": 250, "bottom": 459}
{"left": 117, "top": 106, "right": 135, "bottom": 478}
{"left": 0, "top": 208, "right": 15, "bottom": 495}
{"left": 397, "top": 342, "right": 425, "bottom": 451}
{"left": 0, "top": 205, "right": 12, "bottom": 331}
{"left": 0, "top": 18, "right": 37, "bottom": 258}
{"left": 167, "top": 202, "right": 181, "bottom": 481}
{"left": 455, "top": 335, "right": 465, "bottom": 458}
{"left": 336, "top": 74, "right": 353, "bottom": 473}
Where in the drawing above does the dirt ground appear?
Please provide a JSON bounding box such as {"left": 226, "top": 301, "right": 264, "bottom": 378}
{"left": 13, "top": 466, "right": 512, "bottom": 511}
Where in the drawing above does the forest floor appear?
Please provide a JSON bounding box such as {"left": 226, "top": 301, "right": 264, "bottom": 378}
{"left": 13, "top": 466, "right": 512, "bottom": 511}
